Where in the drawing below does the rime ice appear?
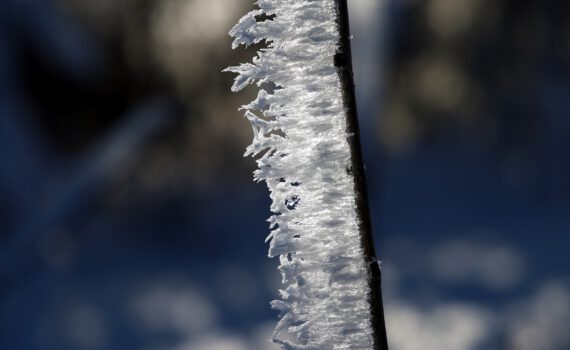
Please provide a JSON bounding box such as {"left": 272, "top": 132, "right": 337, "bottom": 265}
{"left": 225, "top": 1, "right": 374, "bottom": 348}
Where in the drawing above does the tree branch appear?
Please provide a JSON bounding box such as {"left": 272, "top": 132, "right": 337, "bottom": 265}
{"left": 334, "top": 1, "right": 389, "bottom": 349}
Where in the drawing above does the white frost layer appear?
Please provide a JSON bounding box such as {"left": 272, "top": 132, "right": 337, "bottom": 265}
{"left": 226, "top": 1, "right": 373, "bottom": 349}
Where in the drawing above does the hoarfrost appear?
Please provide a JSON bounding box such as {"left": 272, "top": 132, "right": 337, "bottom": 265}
{"left": 225, "top": 1, "right": 373, "bottom": 348}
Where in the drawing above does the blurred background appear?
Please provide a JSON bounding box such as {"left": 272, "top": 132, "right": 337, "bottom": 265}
{"left": 0, "top": 0, "right": 569, "bottom": 349}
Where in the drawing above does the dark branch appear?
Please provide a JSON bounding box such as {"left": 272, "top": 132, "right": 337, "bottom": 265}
{"left": 334, "top": 1, "right": 389, "bottom": 349}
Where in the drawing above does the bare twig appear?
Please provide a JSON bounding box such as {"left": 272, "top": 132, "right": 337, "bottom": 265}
{"left": 334, "top": 1, "right": 389, "bottom": 348}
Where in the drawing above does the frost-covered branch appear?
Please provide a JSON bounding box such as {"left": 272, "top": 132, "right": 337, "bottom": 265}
{"left": 225, "top": 0, "right": 388, "bottom": 348}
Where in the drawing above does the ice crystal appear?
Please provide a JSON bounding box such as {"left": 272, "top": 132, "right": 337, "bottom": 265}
{"left": 225, "top": 1, "right": 373, "bottom": 348}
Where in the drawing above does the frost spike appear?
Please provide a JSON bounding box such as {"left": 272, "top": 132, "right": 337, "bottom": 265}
{"left": 226, "top": 0, "right": 388, "bottom": 349}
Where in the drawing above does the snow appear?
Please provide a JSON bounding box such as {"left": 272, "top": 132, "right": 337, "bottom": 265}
{"left": 225, "top": 1, "right": 373, "bottom": 348}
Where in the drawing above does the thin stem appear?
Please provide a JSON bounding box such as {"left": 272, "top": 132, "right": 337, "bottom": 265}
{"left": 334, "top": 1, "right": 389, "bottom": 349}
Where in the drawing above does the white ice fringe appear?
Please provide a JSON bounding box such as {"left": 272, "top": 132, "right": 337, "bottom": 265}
{"left": 225, "top": 1, "right": 373, "bottom": 349}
